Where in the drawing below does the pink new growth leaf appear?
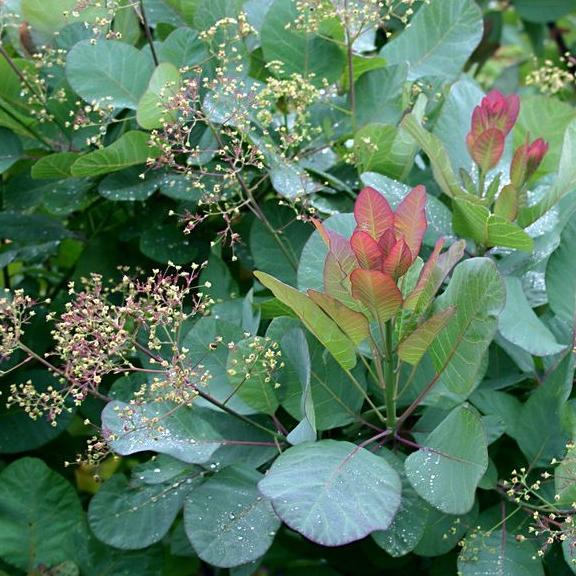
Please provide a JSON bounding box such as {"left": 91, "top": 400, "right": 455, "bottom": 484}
{"left": 354, "top": 186, "right": 394, "bottom": 240}
{"left": 467, "top": 90, "right": 520, "bottom": 172}
{"left": 510, "top": 137, "right": 549, "bottom": 188}
{"left": 393, "top": 185, "right": 427, "bottom": 257}
{"left": 382, "top": 238, "right": 413, "bottom": 280}
{"left": 351, "top": 230, "right": 383, "bottom": 270}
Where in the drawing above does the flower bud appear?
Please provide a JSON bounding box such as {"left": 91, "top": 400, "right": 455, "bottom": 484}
{"left": 510, "top": 138, "right": 548, "bottom": 189}
{"left": 466, "top": 90, "right": 520, "bottom": 173}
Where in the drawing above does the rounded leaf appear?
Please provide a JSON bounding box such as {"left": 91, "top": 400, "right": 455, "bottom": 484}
{"left": 258, "top": 440, "right": 401, "bottom": 546}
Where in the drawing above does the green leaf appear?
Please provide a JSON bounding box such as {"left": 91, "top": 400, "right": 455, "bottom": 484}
{"left": 268, "top": 157, "right": 318, "bottom": 199}
{"left": 157, "top": 27, "right": 209, "bottom": 69}
{"left": 281, "top": 328, "right": 316, "bottom": 444}
{"left": 555, "top": 444, "right": 576, "bottom": 507}
{"left": 0, "top": 458, "right": 84, "bottom": 571}
{"left": 513, "top": 0, "right": 575, "bottom": 23}
{"left": 0, "top": 212, "right": 72, "bottom": 243}
{"left": 398, "top": 308, "right": 455, "bottom": 366}
{"left": 137, "top": 62, "right": 181, "bottom": 129}
{"left": 0, "top": 128, "right": 22, "bottom": 174}
{"left": 433, "top": 79, "right": 484, "bottom": 174}
{"left": 380, "top": 0, "right": 483, "bottom": 81}
{"left": 102, "top": 401, "right": 237, "bottom": 464}
{"left": 255, "top": 271, "right": 357, "bottom": 370}
{"left": 453, "top": 198, "right": 534, "bottom": 252}
{"left": 250, "top": 202, "right": 312, "bottom": 286}
{"left": 414, "top": 502, "right": 479, "bottom": 557}
{"left": 260, "top": 0, "right": 345, "bottom": 86}
{"left": 514, "top": 96, "right": 576, "bottom": 178}
{"left": 134, "top": 455, "right": 198, "bottom": 485}
{"left": 307, "top": 290, "right": 369, "bottom": 346}
{"left": 511, "top": 353, "right": 574, "bottom": 468}
{"left": 0, "top": 370, "right": 74, "bottom": 454}
{"left": 22, "top": 0, "right": 106, "bottom": 33}
{"left": 424, "top": 258, "right": 505, "bottom": 406}
{"left": 182, "top": 317, "right": 255, "bottom": 414}
{"left": 268, "top": 317, "right": 367, "bottom": 431}
{"left": 142, "top": 0, "right": 187, "bottom": 26}
{"left": 499, "top": 276, "right": 566, "bottom": 356}
{"left": 372, "top": 451, "right": 431, "bottom": 557}
{"left": 98, "top": 166, "right": 164, "bottom": 201}
{"left": 139, "top": 219, "right": 200, "bottom": 264}
{"left": 401, "top": 114, "right": 463, "bottom": 199}
{"left": 66, "top": 40, "right": 154, "bottom": 109}
{"left": 258, "top": 440, "right": 402, "bottom": 546}
{"left": 226, "top": 336, "right": 279, "bottom": 415}
{"left": 353, "top": 123, "right": 417, "bottom": 180}
{"left": 88, "top": 470, "right": 201, "bottom": 549}
{"left": 71, "top": 131, "right": 160, "bottom": 177}
{"left": 518, "top": 119, "right": 576, "bottom": 227}
{"left": 547, "top": 217, "right": 576, "bottom": 324}
{"left": 458, "top": 529, "right": 544, "bottom": 576}
{"left": 31, "top": 152, "right": 78, "bottom": 179}
{"left": 184, "top": 467, "right": 281, "bottom": 568}
{"left": 354, "top": 65, "right": 408, "bottom": 128}
{"left": 78, "top": 539, "right": 164, "bottom": 576}
{"left": 405, "top": 405, "right": 488, "bottom": 514}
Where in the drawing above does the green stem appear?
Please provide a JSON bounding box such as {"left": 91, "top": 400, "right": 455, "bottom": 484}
{"left": 344, "top": 367, "right": 386, "bottom": 423}
{"left": 478, "top": 166, "right": 486, "bottom": 198}
{"left": 343, "top": 9, "right": 356, "bottom": 130}
{"left": 383, "top": 320, "right": 396, "bottom": 430}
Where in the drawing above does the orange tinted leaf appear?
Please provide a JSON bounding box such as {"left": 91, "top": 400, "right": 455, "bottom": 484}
{"left": 350, "top": 269, "right": 402, "bottom": 324}
{"left": 308, "top": 290, "right": 370, "bottom": 346}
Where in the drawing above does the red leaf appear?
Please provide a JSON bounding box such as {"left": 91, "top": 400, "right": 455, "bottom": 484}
{"left": 350, "top": 230, "right": 382, "bottom": 270}
{"left": 394, "top": 185, "right": 427, "bottom": 257}
{"left": 350, "top": 269, "right": 402, "bottom": 324}
{"left": 354, "top": 186, "right": 394, "bottom": 240}
{"left": 382, "top": 238, "right": 413, "bottom": 279}
{"left": 378, "top": 228, "right": 397, "bottom": 258}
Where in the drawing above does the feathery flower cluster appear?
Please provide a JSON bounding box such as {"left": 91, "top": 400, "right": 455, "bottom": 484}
{"left": 0, "top": 290, "right": 37, "bottom": 361}
{"left": 526, "top": 59, "right": 575, "bottom": 96}
{"left": 293, "top": 0, "right": 420, "bottom": 37}
{"left": 227, "top": 336, "right": 285, "bottom": 390}
{"left": 2, "top": 264, "right": 211, "bottom": 423}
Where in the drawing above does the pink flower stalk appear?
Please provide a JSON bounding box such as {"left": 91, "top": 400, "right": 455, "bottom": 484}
{"left": 466, "top": 90, "right": 520, "bottom": 173}
{"left": 509, "top": 138, "right": 549, "bottom": 189}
